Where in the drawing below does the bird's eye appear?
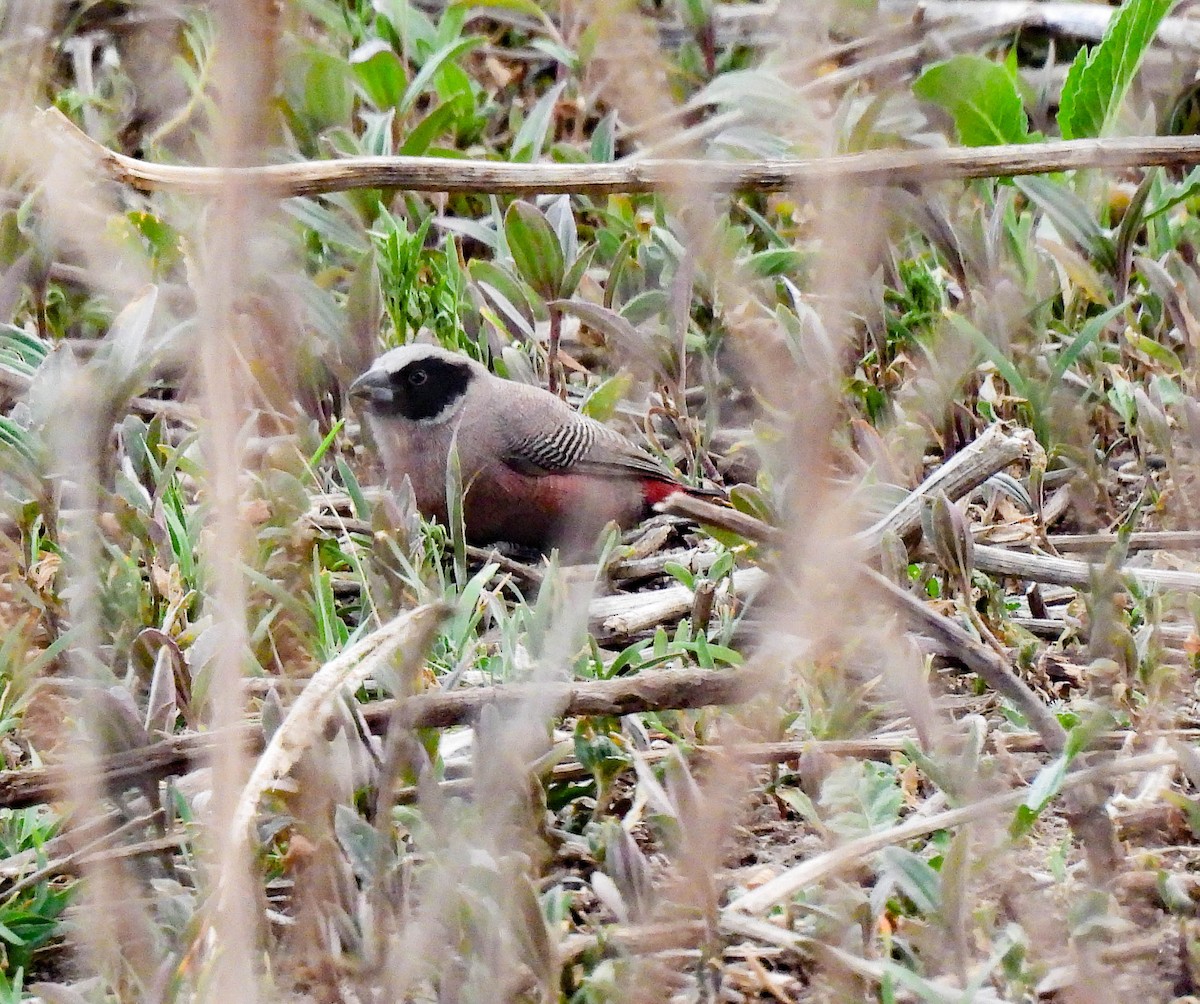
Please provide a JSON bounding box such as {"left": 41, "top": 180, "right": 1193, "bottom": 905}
{"left": 408, "top": 369, "right": 428, "bottom": 386}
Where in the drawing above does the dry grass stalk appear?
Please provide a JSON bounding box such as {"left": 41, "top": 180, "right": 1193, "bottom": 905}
{"left": 229, "top": 602, "right": 446, "bottom": 844}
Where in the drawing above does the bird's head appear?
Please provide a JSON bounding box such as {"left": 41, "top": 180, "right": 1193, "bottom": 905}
{"left": 349, "top": 345, "right": 479, "bottom": 423}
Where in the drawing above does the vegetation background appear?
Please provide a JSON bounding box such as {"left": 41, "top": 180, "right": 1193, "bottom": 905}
{"left": 1, "top": 0, "right": 1200, "bottom": 1000}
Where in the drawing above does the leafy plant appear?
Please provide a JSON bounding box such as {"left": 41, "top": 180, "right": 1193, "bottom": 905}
{"left": 1058, "top": 0, "right": 1177, "bottom": 140}
{"left": 913, "top": 54, "right": 1034, "bottom": 147}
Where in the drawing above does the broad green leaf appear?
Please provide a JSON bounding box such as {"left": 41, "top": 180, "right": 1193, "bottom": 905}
{"left": 433, "top": 60, "right": 475, "bottom": 105}
{"left": 0, "top": 919, "right": 26, "bottom": 946}
{"left": 1058, "top": 0, "right": 1177, "bottom": 140}
{"left": 1129, "top": 332, "right": 1184, "bottom": 372}
{"left": 694, "top": 69, "right": 797, "bottom": 117}
{"left": 680, "top": 0, "right": 712, "bottom": 30}
{"left": 0, "top": 416, "right": 39, "bottom": 472}
{"left": 302, "top": 49, "right": 353, "bottom": 127}
{"left": 581, "top": 370, "right": 633, "bottom": 422}
{"left": 336, "top": 457, "right": 370, "bottom": 521}
{"left": 436, "top": 213, "right": 500, "bottom": 250}
{"left": 559, "top": 243, "right": 596, "bottom": 299}
{"left": 334, "top": 803, "right": 388, "bottom": 882}
{"left": 620, "top": 289, "right": 670, "bottom": 325}
{"left": 913, "top": 54, "right": 1031, "bottom": 146}
{"left": 435, "top": 0, "right": 468, "bottom": 45}
{"left": 877, "top": 846, "right": 941, "bottom": 914}
{"left": 0, "top": 324, "right": 48, "bottom": 381}
{"left": 350, "top": 40, "right": 407, "bottom": 110}
{"left": 1153, "top": 372, "right": 1186, "bottom": 406}
{"left": 126, "top": 210, "right": 181, "bottom": 270}
{"left": 729, "top": 484, "right": 773, "bottom": 523}
{"left": 106, "top": 285, "right": 159, "bottom": 382}
{"left": 504, "top": 200, "right": 565, "bottom": 300}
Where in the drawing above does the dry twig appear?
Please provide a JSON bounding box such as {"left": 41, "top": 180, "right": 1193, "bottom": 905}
{"left": 42, "top": 107, "right": 1200, "bottom": 198}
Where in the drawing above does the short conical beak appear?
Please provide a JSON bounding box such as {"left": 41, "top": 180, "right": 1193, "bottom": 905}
{"left": 348, "top": 368, "right": 391, "bottom": 405}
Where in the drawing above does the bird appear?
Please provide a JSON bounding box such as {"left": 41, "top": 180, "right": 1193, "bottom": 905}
{"left": 349, "top": 345, "right": 722, "bottom": 552}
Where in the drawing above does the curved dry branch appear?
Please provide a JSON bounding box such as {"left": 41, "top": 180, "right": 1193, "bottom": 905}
{"left": 42, "top": 106, "right": 1200, "bottom": 198}
{"left": 0, "top": 665, "right": 768, "bottom": 811}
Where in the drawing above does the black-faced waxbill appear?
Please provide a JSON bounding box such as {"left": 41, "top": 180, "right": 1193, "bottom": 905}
{"left": 350, "top": 345, "right": 721, "bottom": 551}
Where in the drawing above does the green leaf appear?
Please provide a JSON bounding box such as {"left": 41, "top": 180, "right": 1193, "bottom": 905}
{"left": 0, "top": 919, "right": 26, "bottom": 946}
{"left": 589, "top": 111, "right": 616, "bottom": 163}
{"left": 529, "top": 37, "right": 579, "bottom": 71}
{"left": 559, "top": 243, "right": 596, "bottom": 298}
{"left": 436, "top": 0, "right": 468, "bottom": 45}
{"left": 1049, "top": 301, "right": 1127, "bottom": 386}
{"left": 336, "top": 457, "right": 370, "bottom": 521}
{"left": 446, "top": 436, "right": 467, "bottom": 588}
{"left": 877, "top": 846, "right": 941, "bottom": 914}
{"left": 581, "top": 370, "right": 633, "bottom": 421}
{"left": 470, "top": 259, "right": 538, "bottom": 328}
{"left": 620, "top": 289, "right": 670, "bottom": 325}
{"left": 550, "top": 299, "right": 638, "bottom": 350}
{"left": 0, "top": 324, "right": 48, "bottom": 383}
{"left": 743, "top": 247, "right": 807, "bottom": 277}
{"left": 1058, "top": 0, "right": 1177, "bottom": 140}
{"left": 399, "top": 93, "right": 471, "bottom": 155}
{"left": 511, "top": 80, "right": 566, "bottom": 162}
{"left": 1145, "top": 164, "right": 1200, "bottom": 219}
{"left": 912, "top": 54, "right": 1031, "bottom": 146}
{"left": 1129, "top": 332, "right": 1184, "bottom": 372}
{"left": 351, "top": 40, "right": 407, "bottom": 110}
{"left": 305, "top": 418, "right": 344, "bottom": 479}
{"left": 729, "top": 484, "right": 773, "bottom": 523}
{"left": 374, "top": 0, "right": 438, "bottom": 51}
{"left": 334, "top": 803, "right": 388, "bottom": 882}
{"left": 1015, "top": 176, "right": 1116, "bottom": 271}
{"left": 449, "top": 0, "right": 548, "bottom": 18}
{"left": 1011, "top": 754, "right": 1069, "bottom": 836}
{"left": 948, "top": 314, "right": 1029, "bottom": 399}
{"left": 544, "top": 194, "right": 578, "bottom": 269}
{"left": 105, "top": 285, "right": 160, "bottom": 384}
{"left": 285, "top": 198, "right": 369, "bottom": 254}
{"left": 661, "top": 561, "right": 695, "bottom": 590}
{"left": 302, "top": 48, "right": 353, "bottom": 127}
{"left": 398, "top": 36, "right": 483, "bottom": 117}
{"left": 504, "top": 200, "right": 565, "bottom": 300}
{"left": 126, "top": 210, "right": 181, "bottom": 270}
